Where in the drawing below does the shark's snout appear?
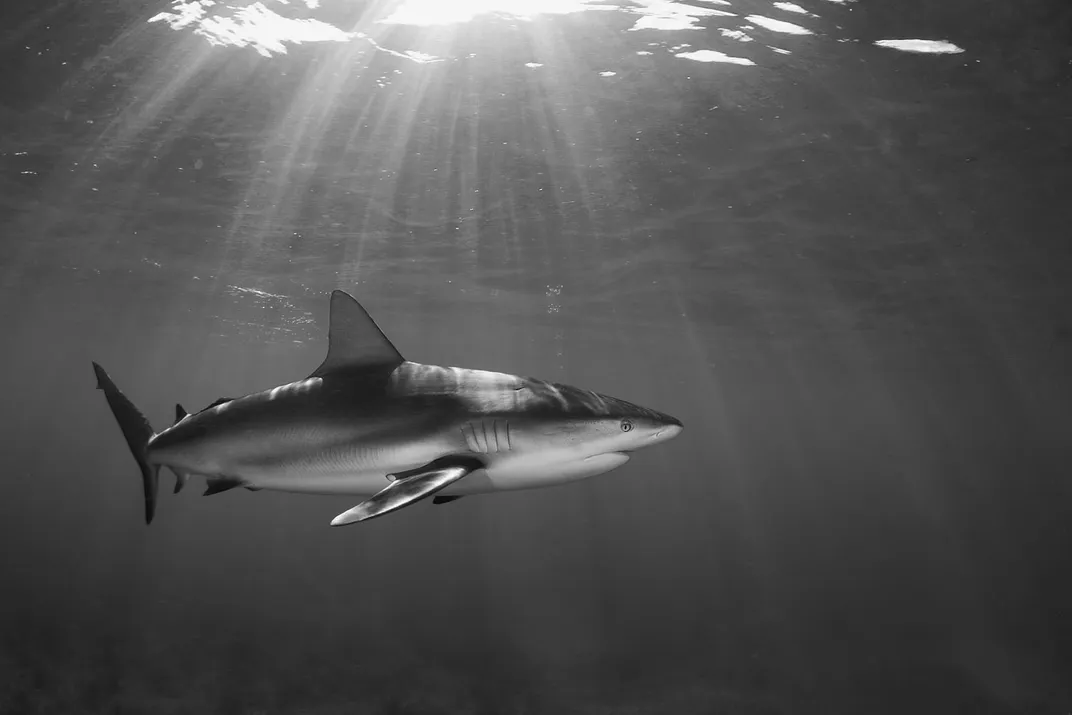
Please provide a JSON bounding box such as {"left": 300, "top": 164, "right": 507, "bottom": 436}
{"left": 644, "top": 410, "right": 682, "bottom": 443}
{"left": 654, "top": 423, "right": 683, "bottom": 442}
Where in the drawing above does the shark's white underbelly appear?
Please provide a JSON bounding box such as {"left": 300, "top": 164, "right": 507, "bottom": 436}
{"left": 243, "top": 451, "right": 631, "bottom": 496}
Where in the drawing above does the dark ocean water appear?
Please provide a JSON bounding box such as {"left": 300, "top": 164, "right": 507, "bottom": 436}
{"left": 2, "top": 1, "right": 1071, "bottom": 713}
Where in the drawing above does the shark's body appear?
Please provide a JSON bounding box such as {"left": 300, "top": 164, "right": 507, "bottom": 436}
{"left": 94, "top": 291, "right": 682, "bottom": 526}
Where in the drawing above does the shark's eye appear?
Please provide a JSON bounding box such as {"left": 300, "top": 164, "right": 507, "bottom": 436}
{"left": 620, "top": 419, "right": 634, "bottom": 433}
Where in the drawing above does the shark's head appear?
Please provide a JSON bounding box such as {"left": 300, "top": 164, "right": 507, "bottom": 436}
{"left": 529, "top": 408, "right": 682, "bottom": 456}
{"left": 505, "top": 379, "right": 683, "bottom": 465}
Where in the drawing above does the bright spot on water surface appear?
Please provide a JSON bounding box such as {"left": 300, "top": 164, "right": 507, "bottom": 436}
{"left": 874, "top": 39, "right": 966, "bottom": 54}
{"left": 675, "top": 49, "right": 755, "bottom": 65}
{"left": 744, "top": 15, "right": 813, "bottom": 35}
{"left": 719, "top": 28, "right": 754, "bottom": 43}
{"left": 149, "top": 1, "right": 356, "bottom": 57}
{"left": 772, "top": 2, "right": 813, "bottom": 15}
{"left": 627, "top": 0, "right": 735, "bottom": 32}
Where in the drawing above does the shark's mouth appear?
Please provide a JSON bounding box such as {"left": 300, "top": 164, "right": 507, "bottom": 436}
{"left": 584, "top": 452, "right": 632, "bottom": 463}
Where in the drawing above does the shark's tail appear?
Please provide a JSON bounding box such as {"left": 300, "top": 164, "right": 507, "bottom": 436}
{"left": 92, "top": 362, "right": 160, "bottom": 524}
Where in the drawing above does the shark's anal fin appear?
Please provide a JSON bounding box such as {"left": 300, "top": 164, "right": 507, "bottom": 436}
{"left": 330, "top": 456, "right": 483, "bottom": 526}
{"left": 432, "top": 495, "right": 464, "bottom": 505}
{"left": 203, "top": 476, "right": 246, "bottom": 496}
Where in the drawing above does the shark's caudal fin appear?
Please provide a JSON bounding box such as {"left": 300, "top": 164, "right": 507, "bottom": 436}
{"left": 92, "top": 363, "right": 160, "bottom": 524}
{"left": 309, "top": 291, "right": 404, "bottom": 377}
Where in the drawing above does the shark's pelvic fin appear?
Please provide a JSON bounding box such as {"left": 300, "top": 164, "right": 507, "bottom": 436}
{"left": 330, "top": 456, "right": 483, "bottom": 526}
{"left": 92, "top": 362, "right": 160, "bottom": 524}
{"left": 170, "top": 407, "right": 191, "bottom": 493}
{"left": 432, "top": 495, "right": 464, "bottom": 505}
{"left": 310, "top": 291, "right": 404, "bottom": 378}
{"left": 171, "top": 467, "right": 189, "bottom": 494}
{"left": 203, "top": 476, "right": 246, "bottom": 496}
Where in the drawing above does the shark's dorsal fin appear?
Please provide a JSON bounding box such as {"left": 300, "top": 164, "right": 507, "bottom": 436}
{"left": 310, "top": 291, "right": 404, "bottom": 377}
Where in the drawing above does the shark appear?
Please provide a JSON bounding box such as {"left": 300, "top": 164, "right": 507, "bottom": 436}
{"left": 93, "top": 290, "right": 683, "bottom": 526}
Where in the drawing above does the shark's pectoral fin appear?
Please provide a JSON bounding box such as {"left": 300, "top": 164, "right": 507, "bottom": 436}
{"left": 203, "top": 476, "right": 246, "bottom": 496}
{"left": 330, "top": 456, "right": 483, "bottom": 526}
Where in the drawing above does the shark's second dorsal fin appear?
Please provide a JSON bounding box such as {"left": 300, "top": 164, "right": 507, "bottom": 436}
{"left": 310, "top": 291, "right": 404, "bottom": 377}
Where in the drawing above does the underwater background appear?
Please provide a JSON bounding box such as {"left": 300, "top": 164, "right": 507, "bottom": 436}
{"left": 1, "top": 0, "right": 1071, "bottom": 713}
